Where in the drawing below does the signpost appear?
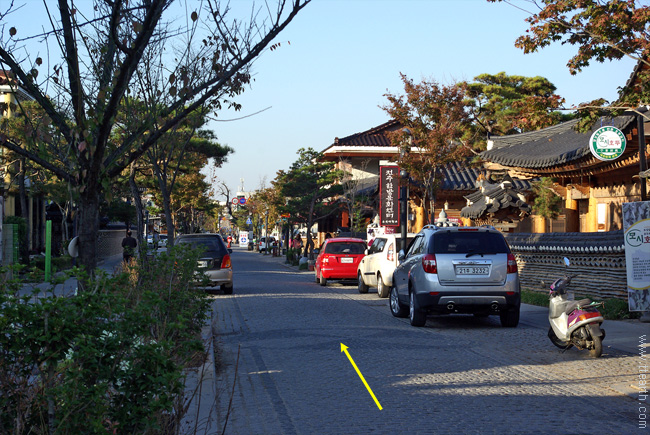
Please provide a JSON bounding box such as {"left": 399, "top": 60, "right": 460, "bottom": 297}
{"left": 379, "top": 166, "right": 399, "bottom": 227}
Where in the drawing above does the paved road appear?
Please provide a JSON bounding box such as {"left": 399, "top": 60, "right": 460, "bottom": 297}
{"left": 212, "top": 249, "right": 643, "bottom": 435}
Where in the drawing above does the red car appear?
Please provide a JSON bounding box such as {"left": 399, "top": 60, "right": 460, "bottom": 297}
{"left": 314, "top": 237, "right": 367, "bottom": 286}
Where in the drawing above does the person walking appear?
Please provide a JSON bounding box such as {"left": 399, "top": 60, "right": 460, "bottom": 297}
{"left": 122, "top": 230, "right": 137, "bottom": 264}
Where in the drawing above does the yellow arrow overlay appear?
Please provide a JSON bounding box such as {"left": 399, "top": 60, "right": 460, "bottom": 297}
{"left": 340, "top": 343, "right": 383, "bottom": 410}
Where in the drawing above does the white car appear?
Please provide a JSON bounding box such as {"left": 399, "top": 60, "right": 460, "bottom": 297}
{"left": 357, "top": 233, "right": 415, "bottom": 298}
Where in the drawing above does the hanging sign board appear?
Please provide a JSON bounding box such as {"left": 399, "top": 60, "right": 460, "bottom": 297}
{"left": 589, "top": 126, "right": 626, "bottom": 161}
{"left": 379, "top": 166, "right": 400, "bottom": 227}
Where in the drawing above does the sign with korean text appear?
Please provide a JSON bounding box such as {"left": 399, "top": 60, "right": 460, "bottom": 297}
{"left": 623, "top": 201, "right": 650, "bottom": 312}
{"left": 589, "top": 126, "right": 626, "bottom": 161}
{"left": 379, "top": 166, "right": 400, "bottom": 227}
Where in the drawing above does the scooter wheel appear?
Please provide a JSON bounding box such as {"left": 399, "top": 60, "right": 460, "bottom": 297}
{"left": 589, "top": 335, "right": 602, "bottom": 358}
{"left": 548, "top": 327, "right": 572, "bottom": 350}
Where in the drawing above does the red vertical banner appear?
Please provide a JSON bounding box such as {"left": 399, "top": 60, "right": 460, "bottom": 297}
{"left": 379, "top": 166, "right": 400, "bottom": 227}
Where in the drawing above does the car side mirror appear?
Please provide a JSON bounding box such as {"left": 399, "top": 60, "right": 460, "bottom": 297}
{"left": 364, "top": 249, "right": 369, "bottom": 255}
{"left": 398, "top": 250, "right": 405, "bottom": 262}
{"left": 228, "top": 248, "right": 233, "bottom": 254}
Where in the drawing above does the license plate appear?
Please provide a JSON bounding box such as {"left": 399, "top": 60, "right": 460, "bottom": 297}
{"left": 198, "top": 260, "right": 209, "bottom": 268}
{"left": 456, "top": 266, "right": 488, "bottom": 275}
{"left": 340, "top": 257, "right": 353, "bottom": 263}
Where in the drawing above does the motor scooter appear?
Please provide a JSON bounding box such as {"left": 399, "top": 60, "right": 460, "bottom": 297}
{"left": 547, "top": 257, "right": 606, "bottom": 357}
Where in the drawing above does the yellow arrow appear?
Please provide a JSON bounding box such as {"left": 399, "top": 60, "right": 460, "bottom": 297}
{"left": 340, "top": 343, "right": 383, "bottom": 410}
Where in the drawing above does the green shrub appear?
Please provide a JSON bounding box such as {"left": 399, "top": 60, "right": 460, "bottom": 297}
{"left": 0, "top": 245, "right": 210, "bottom": 433}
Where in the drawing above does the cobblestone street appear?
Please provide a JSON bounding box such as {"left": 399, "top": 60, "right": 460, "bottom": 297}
{"left": 211, "top": 249, "right": 643, "bottom": 434}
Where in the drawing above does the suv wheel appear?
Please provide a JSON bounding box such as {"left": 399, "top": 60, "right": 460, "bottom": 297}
{"left": 409, "top": 291, "right": 426, "bottom": 327}
{"left": 357, "top": 272, "right": 369, "bottom": 293}
{"left": 389, "top": 286, "right": 408, "bottom": 318}
{"left": 500, "top": 304, "right": 520, "bottom": 327}
{"left": 221, "top": 283, "right": 233, "bottom": 295}
{"left": 377, "top": 274, "right": 389, "bottom": 298}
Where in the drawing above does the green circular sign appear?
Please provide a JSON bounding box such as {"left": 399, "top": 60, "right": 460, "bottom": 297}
{"left": 589, "top": 126, "right": 626, "bottom": 161}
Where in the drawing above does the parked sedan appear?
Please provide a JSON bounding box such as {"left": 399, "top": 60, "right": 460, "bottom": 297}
{"left": 176, "top": 233, "right": 234, "bottom": 294}
{"left": 314, "top": 237, "right": 366, "bottom": 286}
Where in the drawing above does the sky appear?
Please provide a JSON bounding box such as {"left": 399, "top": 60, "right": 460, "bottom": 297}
{"left": 6, "top": 0, "right": 639, "bottom": 198}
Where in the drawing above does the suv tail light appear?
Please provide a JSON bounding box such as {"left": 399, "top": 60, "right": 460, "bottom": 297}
{"left": 507, "top": 253, "right": 517, "bottom": 274}
{"left": 422, "top": 254, "right": 437, "bottom": 274}
{"left": 221, "top": 254, "right": 232, "bottom": 269}
{"left": 387, "top": 242, "right": 394, "bottom": 261}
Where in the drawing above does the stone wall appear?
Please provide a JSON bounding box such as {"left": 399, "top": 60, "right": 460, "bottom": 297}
{"left": 505, "top": 231, "right": 627, "bottom": 300}
{"left": 97, "top": 230, "right": 125, "bottom": 260}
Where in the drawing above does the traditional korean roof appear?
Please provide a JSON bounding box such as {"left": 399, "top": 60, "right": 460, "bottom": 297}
{"left": 460, "top": 175, "right": 532, "bottom": 219}
{"left": 439, "top": 161, "right": 532, "bottom": 191}
{"left": 504, "top": 230, "right": 625, "bottom": 254}
{"left": 333, "top": 119, "right": 401, "bottom": 147}
{"left": 481, "top": 115, "right": 636, "bottom": 169}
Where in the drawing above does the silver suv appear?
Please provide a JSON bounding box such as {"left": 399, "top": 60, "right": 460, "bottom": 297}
{"left": 390, "top": 225, "right": 520, "bottom": 327}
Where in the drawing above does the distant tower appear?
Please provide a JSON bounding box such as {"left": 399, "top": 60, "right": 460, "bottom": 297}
{"left": 239, "top": 178, "right": 245, "bottom": 193}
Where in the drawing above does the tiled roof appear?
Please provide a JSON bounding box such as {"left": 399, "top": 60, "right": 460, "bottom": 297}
{"left": 438, "top": 161, "right": 532, "bottom": 191}
{"left": 460, "top": 176, "right": 531, "bottom": 219}
{"left": 333, "top": 120, "right": 401, "bottom": 147}
{"left": 481, "top": 116, "right": 636, "bottom": 169}
{"left": 505, "top": 230, "right": 625, "bottom": 253}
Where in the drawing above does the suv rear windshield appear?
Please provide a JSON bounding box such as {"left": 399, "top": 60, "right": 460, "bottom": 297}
{"left": 324, "top": 242, "right": 366, "bottom": 255}
{"left": 177, "top": 237, "right": 227, "bottom": 255}
{"left": 430, "top": 231, "right": 510, "bottom": 254}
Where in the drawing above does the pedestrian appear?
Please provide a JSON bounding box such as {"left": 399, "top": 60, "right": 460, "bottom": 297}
{"left": 153, "top": 230, "right": 160, "bottom": 250}
{"left": 122, "top": 230, "right": 137, "bottom": 264}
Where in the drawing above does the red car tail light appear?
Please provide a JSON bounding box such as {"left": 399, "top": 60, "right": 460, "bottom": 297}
{"left": 422, "top": 254, "right": 437, "bottom": 274}
{"left": 221, "top": 254, "right": 232, "bottom": 269}
{"left": 387, "top": 242, "right": 394, "bottom": 261}
{"left": 507, "top": 253, "right": 517, "bottom": 274}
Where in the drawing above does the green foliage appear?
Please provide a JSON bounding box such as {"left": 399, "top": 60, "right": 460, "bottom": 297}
{"left": 531, "top": 177, "right": 562, "bottom": 219}
{"left": 0, "top": 245, "right": 210, "bottom": 433}
{"left": 103, "top": 200, "right": 136, "bottom": 226}
{"left": 466, "top": 72, "right": 569, "bottom": 137}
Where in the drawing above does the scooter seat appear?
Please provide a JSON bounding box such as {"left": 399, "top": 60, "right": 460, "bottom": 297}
{"left": 564, "top": 298, "right": 592, "bottom": 315}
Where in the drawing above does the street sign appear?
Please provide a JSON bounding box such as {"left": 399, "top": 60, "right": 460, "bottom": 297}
{"left": 231, "top": 197, "right": 238, "bottom": 205}
{"left": 239, "top": 197, "right": 246, "bottom": 205}
{"left": 246, "top": 217, "right": 252, "bottom": 224}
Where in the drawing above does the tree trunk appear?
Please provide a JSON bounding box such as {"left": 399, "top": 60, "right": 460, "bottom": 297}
{"left": 18, "top": 159, "right": 30, "bottom": 258}
{"left": 160, "top": 181, "right": 175, "bottom": 247}
{"left": 129, "top": 163, "right": 145, "bottom": 258}
{"left": 77, "top": 190, "right": 101, "bottom": 277}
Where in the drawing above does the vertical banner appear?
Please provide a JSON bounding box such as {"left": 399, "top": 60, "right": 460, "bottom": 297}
{"left": 623, "top": 201, "right": 650, "bottom": 312}
{"left": 379, "top": 166, "right": 399, "bottom": 227}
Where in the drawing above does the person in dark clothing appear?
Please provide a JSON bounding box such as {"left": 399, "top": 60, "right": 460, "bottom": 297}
{"left": 122, "top": 230, "right": 137, "bottom": 263}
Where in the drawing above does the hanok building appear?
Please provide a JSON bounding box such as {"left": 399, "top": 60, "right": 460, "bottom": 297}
{"left": 318, "top": 120, "right": 495, "bottom": 235}
{"left": 472, "top": 114, "right": 649, "bottom": 233}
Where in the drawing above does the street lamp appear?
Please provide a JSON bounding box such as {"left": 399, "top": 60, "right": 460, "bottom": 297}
{"left": 400, "top": 128, "right": 412, "bottom": 253}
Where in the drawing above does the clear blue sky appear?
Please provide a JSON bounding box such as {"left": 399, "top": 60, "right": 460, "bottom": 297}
{"left": 211, "top": 0, "right": 637, "bottom": 195}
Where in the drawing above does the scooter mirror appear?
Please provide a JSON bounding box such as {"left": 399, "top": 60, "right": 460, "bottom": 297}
{"left": 563, "top": 257, "right": 570, "bottom": 267}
